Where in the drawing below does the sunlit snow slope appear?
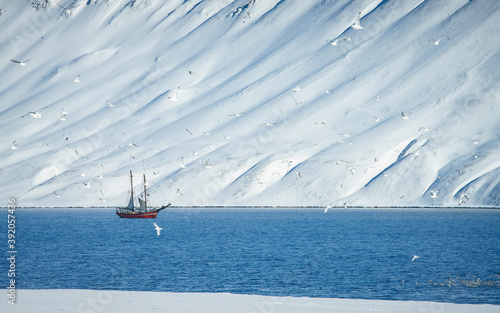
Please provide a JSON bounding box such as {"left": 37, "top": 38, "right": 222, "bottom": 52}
{"left": 1, "top": 0, "right": 499, "bottom": 207}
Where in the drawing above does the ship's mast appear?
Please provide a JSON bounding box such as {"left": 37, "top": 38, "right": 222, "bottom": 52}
{"left": 127, "top": 169, "right": 134, "bottom": 211}
{"left": 130, "top": 170, "right": 134, "bottom": 196}
{"left": 143, "top": 173, "right": 147, "bottom": 212}
{"left": 128, "top": 154, "right": 134, "bottom": 211}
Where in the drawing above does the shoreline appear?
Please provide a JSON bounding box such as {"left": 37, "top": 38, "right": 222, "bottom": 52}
{"left": 3, "top": 290, "right": 499, "bottom": 313}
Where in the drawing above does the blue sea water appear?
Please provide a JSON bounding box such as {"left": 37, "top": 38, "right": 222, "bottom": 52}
{"left": 2, "top": 208, "right": 499, "bottom": 304}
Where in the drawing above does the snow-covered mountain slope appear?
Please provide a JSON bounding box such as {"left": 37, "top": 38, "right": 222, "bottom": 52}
{"left": 1, "top": 0, "right": 499, "bottom": 207}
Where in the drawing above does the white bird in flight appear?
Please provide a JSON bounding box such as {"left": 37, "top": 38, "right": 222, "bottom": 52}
{"left": 411, "top": 255, "right": 420, "bottom": 262}
{"left": 430, "top": 190, "right": 438, "bottom": 198}
{"left": 28, "top": 111, "right": 42, "bottom": 118}
{"left": 328, "top": 37, "right": 351, "bottom": 46}
{"left": 11, "top": 58, "right": 31, "bottom": 66}
{"left": 180, "top": 157, "right": 187, "bottom": 168}
{"left": 429, "top": 37, "right": 449, "bottom": 45}
{"left": 350, "top": 12, "right": 364, "bottom": 30}
{"left": 154, "top": 223, "right": 162, "bottom": 236}
{"left": 168, "top": 87, "right": 179, "bottom": 101}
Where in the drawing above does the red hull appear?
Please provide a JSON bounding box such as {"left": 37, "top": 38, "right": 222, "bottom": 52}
{"left": 116, "top": 204, "right": 169, "bottom": 218}
{"left": 116, "top": 210, "right": 159, "bottom": 218}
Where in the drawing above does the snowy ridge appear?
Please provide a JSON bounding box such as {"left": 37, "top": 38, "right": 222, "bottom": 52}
{"left": 1, "top": 0, "right": 499, "bottom": 207}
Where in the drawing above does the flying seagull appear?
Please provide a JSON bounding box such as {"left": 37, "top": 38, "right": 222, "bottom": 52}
{"left": 29, "top": 111, "right": 42, "bottom": 118}
{"left": 59, "top": 108, "right": 68, "bottom": 121}
{"left": 411, "top": 255, "right": 420, "bottom": 262}
{"left": 11, "top": 58, "right": 31, "bottom": 66}
{"left": 154, "top": 223, "right": 162, "bottom": 236}
{"left": 328, "top": 37, "right": 351, "bottom": 46}
{"left": 168, "top": 87, "right": 179, "bottom": 101}
{"left": 180, "top": 157, "right": 187, "bottom": 168}
{"left": 350, "top": 12, "right": 364, "bottom": 30}
{"left": 429, "top": 37, "right": 449, "bottom": 45}
{"left": 204, "top": 159, "right": 212, "bottom": 168}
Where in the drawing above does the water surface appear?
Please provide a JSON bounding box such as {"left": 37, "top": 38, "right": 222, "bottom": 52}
{"left": 3, "top": 208, "right": 499, "bottom": 304}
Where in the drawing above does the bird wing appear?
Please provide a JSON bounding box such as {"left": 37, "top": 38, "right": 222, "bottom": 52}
{"left": 351, "top": 14, "right": 364, "bottom": 29}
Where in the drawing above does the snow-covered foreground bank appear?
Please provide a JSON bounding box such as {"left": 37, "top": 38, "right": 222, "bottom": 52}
{"left": 1, "top": 0, "right": 500, "bottom": 207}
{"left": 4, "top": 290, "right": 500, "bottom": 313}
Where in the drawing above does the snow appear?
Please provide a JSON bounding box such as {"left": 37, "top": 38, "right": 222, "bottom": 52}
{"left": 3, "top": 289, "right": 499, "bottom": 313}
{"left": 1, "top": 0, "right": 500, "bottom": 208}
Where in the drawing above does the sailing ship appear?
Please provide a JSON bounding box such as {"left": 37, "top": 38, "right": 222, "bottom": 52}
{"left": 116, "top": 170, "right": 170, "bottom": 218}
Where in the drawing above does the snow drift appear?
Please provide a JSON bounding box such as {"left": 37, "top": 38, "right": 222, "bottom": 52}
{"left": 1, "top": 0, "right": 499, "bottom": 207}
{"left": 2, "top": 289, "right": 499, "bottom": 313}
